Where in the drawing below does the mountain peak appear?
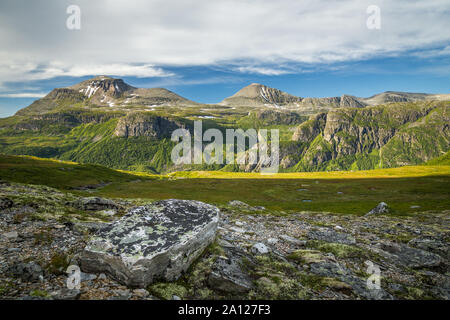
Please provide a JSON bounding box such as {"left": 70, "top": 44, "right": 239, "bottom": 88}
{"left": 221, "top": 83, "right": 301, "bottom": 107}
{"left": 68, "top": 76, "right": 135, "bottom": 100}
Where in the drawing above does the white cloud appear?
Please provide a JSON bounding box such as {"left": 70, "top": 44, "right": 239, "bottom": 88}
{"left": 0, "top": 0, "right": 449, "bottom": 84}
{"left": 0, "top": 92, "right": 47, "bottom": 98}
{"left": 235, "top": 66, "right": 293, "bottom": 76}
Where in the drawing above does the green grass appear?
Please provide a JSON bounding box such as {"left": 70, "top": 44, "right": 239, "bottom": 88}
{"left": 1, "top": 154, "right": 449, "bottom": 215}
{"left": 0, "top": 154, "right": 158, "bottom": 190}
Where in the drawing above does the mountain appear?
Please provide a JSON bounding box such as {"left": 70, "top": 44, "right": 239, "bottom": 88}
{"left": 221, "top": 83, "right": 301, "bottom": 107}
{"left": 221, "top": 84, "right": 450, "bottom": 115}
{"left": 362, "top": 91, "right": 450, "bottom": 105}
{"left": 1, "top": 76, "right": 449, "bottom": 174}
{"left": 16, "top": 76, "right": 196, "bottom": 116}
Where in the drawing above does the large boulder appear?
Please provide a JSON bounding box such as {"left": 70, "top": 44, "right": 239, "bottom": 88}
{"left": 80, "top": 199, "right": 220, "bottom": 288}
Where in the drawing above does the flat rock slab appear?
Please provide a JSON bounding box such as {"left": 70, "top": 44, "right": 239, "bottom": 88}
{"left": 307, "top": 229, "right": 356, "bottom": 245}
{"left": 80, "top": 199, "right": 220, "bottom": 288}
{"left": 371, "top": 241, "right": 443, "bottom": 269}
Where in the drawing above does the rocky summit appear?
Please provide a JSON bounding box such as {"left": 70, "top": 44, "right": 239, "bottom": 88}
{"left": 80, "top": 199, "right": 220, "bottom": 288}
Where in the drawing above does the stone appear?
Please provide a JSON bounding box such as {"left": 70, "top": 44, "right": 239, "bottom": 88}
{"left": 280, "top": 235, "right": 306, "bottom": 246}
{"left": 371, "top": 241, "right": 443, "bottom": 268}
{"left": 408, "top": 237, "right": 449, "bottom": 259}
{"left": 366, "top": 202, "right": 389, "bottom": 216}
{"left": 266, "top": 238, "right": 278, "bottom": 245}
{"left": 307, "top": 229, "right": 356, "bottom": 245}
{"left": 74, "top": 197, "right": 118, "bottom": 211}
{"left": 80, "top": 199, "right": 219, "bottom": 288}
{"left": 80, "top": 272, "right": 97, "bottom": 282}
{"left": 51, "top": 288, "right": 81, "bottom": 300}
{"left": 228, "top": 200, "right": 251, "bottom": 208}
{"left": 0, "top": 197, "right": 13, "bottom": 210}
{"left": 8, "top": 262, "right": 43, "bottom": 282}
{"left": 2, "top": 231, "right": 18, "bottom": 240}
{"left": 251, "top": 243, "right": 269, "bottom": 255}
{"left": 208, "top": 255, "right": 253, "bottom": 294}
{"left": 72, "top": 222, "right": 109, "bottom": 234}
{"left": 133, "top": 288, "right": 149, "bottom": 298}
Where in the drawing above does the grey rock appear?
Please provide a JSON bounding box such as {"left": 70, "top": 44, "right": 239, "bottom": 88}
{"left": 208, "top": 255, "right": 253, "bottom": 294}
{"left": 51, "top": 288, "right": 81, "bottom": 300}
{"left": 74, "top": 197, "right": 118, "bottom": 211}
{"left": 8, "top": 262, "right": 43, "bottom": 282}
{"left": 307, "top": 229, "right": 356, "bottom": 245}
{"left": 408, "top": 237, "right": 449, "bottom": 260}
{"left": 372, "top": 241, "right": 443, "bottom": 268}
{"left": 133, "top": 288, "right": 149, "bottom": 298}
{"left": 280, "top": 235, "right": 306, "bottom": 246}
{"left": 172, "top": 295, "right": 181, "bottom": 300}
{"left": 310, "top": 261, "right": 392, "bottom": 300}
{"left": 266, "top": 238, "right": 279, "bottom": 245}
{"left": 112, "top": 289, "right": 131, "bottom": 300}
{"left": 80, "top": 272, "right": 97, "bottom": 282}
{"left": 228, "top": 200, "right": 251, "bottom": 208}
{"left": 2, "top": 231, "right": 18, "bottom": 240}
{"left": 81, "top": 199, "right": 220, "bottom": 288}
{"left": 0, "top": 197, "right": 13, "bottom": 210}
{"left": 251, "top": 243, "right": 269, "bottom": 255}
{"left": 366, "top": 202, "right": 389, "bottom": 216}
{"left": 72, "top": 222, "right": 109, "bottom": 234}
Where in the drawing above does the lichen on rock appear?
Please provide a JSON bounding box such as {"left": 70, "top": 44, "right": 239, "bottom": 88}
{"left": 80, "top": 199, "right": 220, "bottom": 288}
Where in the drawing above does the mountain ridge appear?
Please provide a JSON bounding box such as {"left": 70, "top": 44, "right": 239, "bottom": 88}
{"left": 11, "top": 76, "right": 450, "bottom": 116}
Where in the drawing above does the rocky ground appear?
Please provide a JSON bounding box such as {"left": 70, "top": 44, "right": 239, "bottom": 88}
{"left": 0, "top": 181, "right": 448, "bottom": 300}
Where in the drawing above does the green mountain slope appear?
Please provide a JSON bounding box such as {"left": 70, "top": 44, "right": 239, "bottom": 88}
{"left": 0, "top": 77, "right": 449, "bottom": 173}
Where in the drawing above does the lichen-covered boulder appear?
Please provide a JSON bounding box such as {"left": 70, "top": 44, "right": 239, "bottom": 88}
{"left": 80, "top": 199, "right": 220, "bottom": 288}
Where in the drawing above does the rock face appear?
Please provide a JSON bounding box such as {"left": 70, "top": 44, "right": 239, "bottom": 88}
{"left": 366, "top": 202, "right": 389, "bottom": 216}
{"left": 80, "top": 199, "right": 220, "bottom": 288}
{"left": 113, "top": 113, "right": 188, "bottom": 138}
{"left": 371, "top": 241, "right": 443, "bottom": 269}
{"left": 221, "top": 83, "right": 301, "bottom": 107}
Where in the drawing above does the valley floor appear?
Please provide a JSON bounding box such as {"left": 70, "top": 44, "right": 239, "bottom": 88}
{"left": 0, "top": 155, "right": 449, "bottom": 299}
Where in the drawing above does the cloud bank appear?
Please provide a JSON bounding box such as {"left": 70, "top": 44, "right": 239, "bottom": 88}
{"left": 0, "top": 0, "right": 449, "bottom": 84}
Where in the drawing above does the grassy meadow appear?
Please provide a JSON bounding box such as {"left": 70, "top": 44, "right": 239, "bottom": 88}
{"left": 1, "top": 154, "right": 449, "bottom": 216}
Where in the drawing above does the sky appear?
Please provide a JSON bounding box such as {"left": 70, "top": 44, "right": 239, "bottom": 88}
{"left": 0, "top": 0, "right": 449, "bottom": 117}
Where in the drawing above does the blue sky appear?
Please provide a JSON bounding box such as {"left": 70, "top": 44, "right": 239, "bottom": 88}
{"left": 0, "top": 0, "right": 449, "bottom": 117}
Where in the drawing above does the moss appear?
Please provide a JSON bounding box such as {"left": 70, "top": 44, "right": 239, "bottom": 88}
{"left": 47, "top": 252, "right": 70, "bottom": 275}
{"left": 288, "top": 250, "right": 325, "bottom": 264}
{"left": 320, "top": 277, "right": 352, "bottom": 292}
{"left": 309, "top": 241, "right": 363, "bottom": 258}
{"left": 33, "top": 230, "right": 53, "bottom": 245}
{"left": 30, "top": 289, "right": 50, "bottom": 298}
{"left": 250, "top": 276, "right": 308, "bottom": 300}
{"left": 147, "top": 282, "right": 188, "bottom": 300}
